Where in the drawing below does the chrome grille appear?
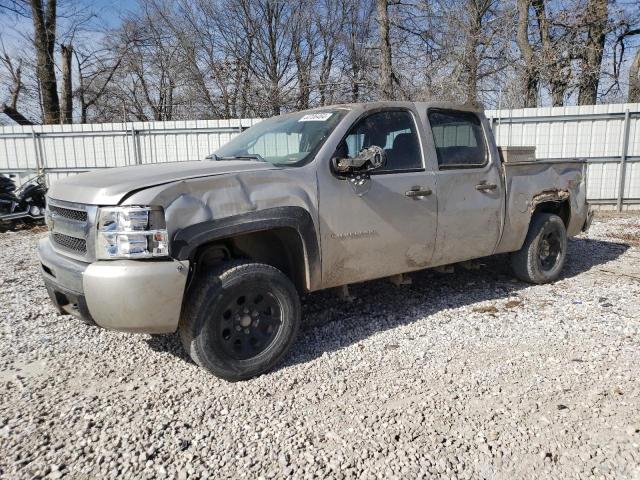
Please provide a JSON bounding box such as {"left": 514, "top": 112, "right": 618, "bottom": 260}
{"left": 49, "top": 204, "right": 88, "bottom": 222}
{"left": 52, "top": 233, "right": 87, "bottom": 254}
{"left": 46, "top": 198, "right": 97, "bottom": 261}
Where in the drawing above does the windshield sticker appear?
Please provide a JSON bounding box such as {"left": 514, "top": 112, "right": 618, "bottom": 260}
{"left": 299, "top": 113, "right": 333, "bottom": 122}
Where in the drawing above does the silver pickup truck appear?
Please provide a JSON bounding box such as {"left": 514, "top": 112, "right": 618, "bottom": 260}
{"left": 38, "top": 102, "right": 591, "bottom": 380}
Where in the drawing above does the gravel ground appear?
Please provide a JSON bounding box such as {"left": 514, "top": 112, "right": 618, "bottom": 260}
{"left": 1, "top": 214, "right": 639, "bottom": 479}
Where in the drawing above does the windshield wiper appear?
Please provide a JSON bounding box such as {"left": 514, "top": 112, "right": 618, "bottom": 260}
{"left": 206, "top": 153, "right": 266, "bottom": 162}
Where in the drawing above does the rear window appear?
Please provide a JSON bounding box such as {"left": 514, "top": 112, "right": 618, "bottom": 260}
{"left": 428, "top": 110, "right": 487, "bottom": 169}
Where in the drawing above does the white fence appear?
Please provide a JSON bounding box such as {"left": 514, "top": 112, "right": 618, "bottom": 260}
{"left": 0, "top": 118, "right": 260, "bottom": 185}
{"left": 1, "top": 104, "right": 639, "bottom": 210}
{"left": 486, "top": 103, "right": 640, "bottom": 210}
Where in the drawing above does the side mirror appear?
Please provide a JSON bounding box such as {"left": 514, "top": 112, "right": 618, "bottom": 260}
{"left": 331, "top": 146, "right": 386, "bottom": 177}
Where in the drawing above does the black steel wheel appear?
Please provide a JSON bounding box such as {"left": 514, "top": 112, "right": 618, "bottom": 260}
{"left": 537, "top": 229, "right": 563, "bottom": 272}
{"left": 213, "top": 288, "right": 283, "bottom": 361}
{"left": 511, "top": 213, "right": 568, "bottom": 284}
{"left": 179, "top": 261, "right": 300, "bottom": 381}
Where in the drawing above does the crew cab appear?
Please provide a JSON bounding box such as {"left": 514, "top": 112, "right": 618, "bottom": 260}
{"left": 38, "top": 102, "right": 592, "bottom": 380}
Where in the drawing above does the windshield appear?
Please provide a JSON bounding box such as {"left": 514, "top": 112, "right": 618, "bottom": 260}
{"left": 212, "top": 110, "right": 346, "bottom": 166}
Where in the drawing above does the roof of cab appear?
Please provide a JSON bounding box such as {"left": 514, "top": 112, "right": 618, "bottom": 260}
{"left": 302, "top": 101, "right": 484, "bottom": 114}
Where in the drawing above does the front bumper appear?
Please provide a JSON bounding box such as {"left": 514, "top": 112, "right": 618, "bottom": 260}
{"left": 38, "top": 237, "right": 189, "bottom": 333}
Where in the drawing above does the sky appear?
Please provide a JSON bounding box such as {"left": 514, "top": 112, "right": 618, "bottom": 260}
{"left": 0, "top": 0, "right": 135, "bottom": 45}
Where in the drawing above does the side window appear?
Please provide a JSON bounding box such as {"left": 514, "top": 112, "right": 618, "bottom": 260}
{"left": 342, "top": 110, "right": 422, "bottom": 172}
{"left": 428, "top": 110, "right": 487, "bottom": 169}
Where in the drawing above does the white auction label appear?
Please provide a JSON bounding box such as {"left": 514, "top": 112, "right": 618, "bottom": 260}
{"left": 298, "top": 113, "right": 333, "bottom": 122}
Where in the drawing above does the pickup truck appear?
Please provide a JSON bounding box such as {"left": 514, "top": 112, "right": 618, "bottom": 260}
{"left": 38, "top": 102, "right": 592, "bottom": 380}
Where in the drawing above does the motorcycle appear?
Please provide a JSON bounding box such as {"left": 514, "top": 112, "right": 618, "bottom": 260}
{"left": 0, "top": 173, "right": 47, "bottom": 232}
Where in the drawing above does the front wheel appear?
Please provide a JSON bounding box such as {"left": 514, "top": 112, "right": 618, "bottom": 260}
{"left": 179, "top": 261, "right": 301, "bottom": 381}
{"left": 510, "top": 213, "right": 567, "bottom": 284}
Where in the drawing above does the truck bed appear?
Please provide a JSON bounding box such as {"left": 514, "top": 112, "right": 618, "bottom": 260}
{"left": 495, "top": 159, "right": 589, "bottom": 254}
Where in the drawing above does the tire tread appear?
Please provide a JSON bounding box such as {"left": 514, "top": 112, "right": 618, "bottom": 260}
{"left": 511, "top": 213, "right": 567, "bottom": 284}
{"left": 179, "top": 260, "right": 300, "bottom": 380}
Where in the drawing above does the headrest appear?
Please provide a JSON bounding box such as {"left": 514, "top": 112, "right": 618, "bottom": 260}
{"left": 392, "top": 133, "right": 415, "bottom": 151}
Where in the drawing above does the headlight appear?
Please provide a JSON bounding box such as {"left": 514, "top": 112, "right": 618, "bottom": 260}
{"left": 96, "top": 206, "right": 169, "bottom": 259}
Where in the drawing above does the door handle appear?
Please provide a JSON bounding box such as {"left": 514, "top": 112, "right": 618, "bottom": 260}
{"left": 405, "top": 187, "right": 432, "bottom": 198}
{"left": 475, "top": 182, "right": 497, "bottom": 192}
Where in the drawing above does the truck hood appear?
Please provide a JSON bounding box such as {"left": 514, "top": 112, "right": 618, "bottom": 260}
{"left": 47, "top": 160, "right": 278, "bottom": 205}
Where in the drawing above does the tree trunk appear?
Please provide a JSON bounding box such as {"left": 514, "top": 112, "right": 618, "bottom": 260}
{"left": 550, "top": 84, "right": 565, "bottom": 106}
{"left": 531, "top": 0, "right": 567, "bottom": 106}
{"left": 30, "top": 0, "right": 60, "bottom": 124}
{"left": 376, "top": 0, "right": 393, "bottom": 100}
{"left": 351, "top": 65, "right": 360, "bottom": 102}
{"left": 264, "top": 1, "right": 281, "bottom": 117}
{"left": 292, "top": 33, "right": 311, "bottom": 110}
{"left": 630, "top": 48, "right": 640, "bottom": 103}
{"left": 462, "top": 0, "right": 482, "bottom": 105}
{"left": 9, "top": 65, "right": 22, "bottom": 109}
{"left": 60, "top": 44, "right": 73, "bottom": 123}
{"left": 239, "top": 45, "right": 252, "bottom": 118}
{"left": 78, "top": 69, "right": 87, "bottom": 123}
{"left": 516, "top": 0, "right": 538, "bottom": 107}
{"left": 577, "top": 0, "right": 608, "bottom": 105}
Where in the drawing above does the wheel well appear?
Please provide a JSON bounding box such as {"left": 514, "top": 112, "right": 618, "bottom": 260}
{"left": 192, "top": 228, "right": 308, "bottom": 292}
{"left": 533, "top": 199, "right": 571, "bottom": 228}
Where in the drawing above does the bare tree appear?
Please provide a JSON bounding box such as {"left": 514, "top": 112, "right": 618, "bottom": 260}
{"left": 0, "top": 0, "right": 29, "bottom": 15}
{"left": 60, "top": 43, "right": 72, "bottom": 122}
{"left": 211, "top": 0, "right": 257, "bottom": 117}
{"left": 433, "top": 0, "right": 513, "bottom": 105}
{"left": 0, "top": 44, "right": 33, "bottom": 124}
{"left": 376, "top": 0, "right": 393, "bottom": 99}
{"left": 252, "top": 0, "right": 297, "bottom": 116}
{"left": 291, "top": 3, "right": 315, "bottom": 110}
{"left": 2, "top": 0, "right": 639, "bottom": 125}
{"left": 0, "top": 47, "right": 23, "bottom": 110}
{"left": 460, "top": 0, "right": 488, "bottom": 103}
{"left": 516, "top": 0, "right": 539, "bottom": 107}
{"left": 339, "top": 0, "right": 375, "bottom": 102}
{"left": 74, "top": 44, "right": 124, "bottom": 123}
{"left": 315, "top": 0, "right": 343, "bottom": 106}
{"left": 532, "top": 0, "right": 574, "bottom": 106}
{"left": 30, "top": 0, "right": 60, "bottom": 123}
{"left": 577, "top": 0, "right": 608, "bottom": 105}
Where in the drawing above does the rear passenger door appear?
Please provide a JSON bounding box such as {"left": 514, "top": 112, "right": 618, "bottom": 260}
{"left": 427, "top": 109, "right": 504, "bottom": 265}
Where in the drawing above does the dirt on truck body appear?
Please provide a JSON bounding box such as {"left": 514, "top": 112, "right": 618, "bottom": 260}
{"left": 38, "top": 101, "right": 591, "bottom": 380}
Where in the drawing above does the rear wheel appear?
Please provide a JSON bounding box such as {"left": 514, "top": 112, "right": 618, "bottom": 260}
{"left": 510, "top": 213, "right": 567, "bottom": 284}
{"left": 179, "top": 261, "right": 301, "bottom": 381}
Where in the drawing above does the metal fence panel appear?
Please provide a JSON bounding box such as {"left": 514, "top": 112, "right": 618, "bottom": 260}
{"left": 486, "top": 103, "right": 640, "bottom": 210}
{"left": 0, "top": 119, "right": 260, "bottom": 185}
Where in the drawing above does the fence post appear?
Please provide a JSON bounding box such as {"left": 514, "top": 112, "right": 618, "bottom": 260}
{"left": 617, "top": 109, "right": 631, "bottom": 212}
{"left": 31, "top": 131, "right": 41, "bottom": 172}
{"left": 131, "top": 127, "right": 142, "bottom": 165}
{"left": 33, "top": 131, "right": 47, "bottom": 177}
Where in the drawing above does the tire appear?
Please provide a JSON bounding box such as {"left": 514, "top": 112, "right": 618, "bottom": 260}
{"left": 510, "top": 213, "right": 567, "bottom": 284}
{"left": 179, "top": 261, "right": 301, "bottom": 381}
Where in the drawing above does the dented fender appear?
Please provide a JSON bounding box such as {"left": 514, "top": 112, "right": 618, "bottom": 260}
{"left": 495, "top": 160, "right": 589, "bottom": 254}
{"left": 119, "top": 165, "right": 322, "bottom": 290}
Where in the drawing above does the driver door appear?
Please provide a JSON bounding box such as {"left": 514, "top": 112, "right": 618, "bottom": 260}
{"left": 317, "top": 109, "right": 438, "bottom": 288}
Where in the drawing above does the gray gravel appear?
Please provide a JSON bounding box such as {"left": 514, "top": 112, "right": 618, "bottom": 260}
{"left": 1, "top": 214, "right": 639, "bottom": 479}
